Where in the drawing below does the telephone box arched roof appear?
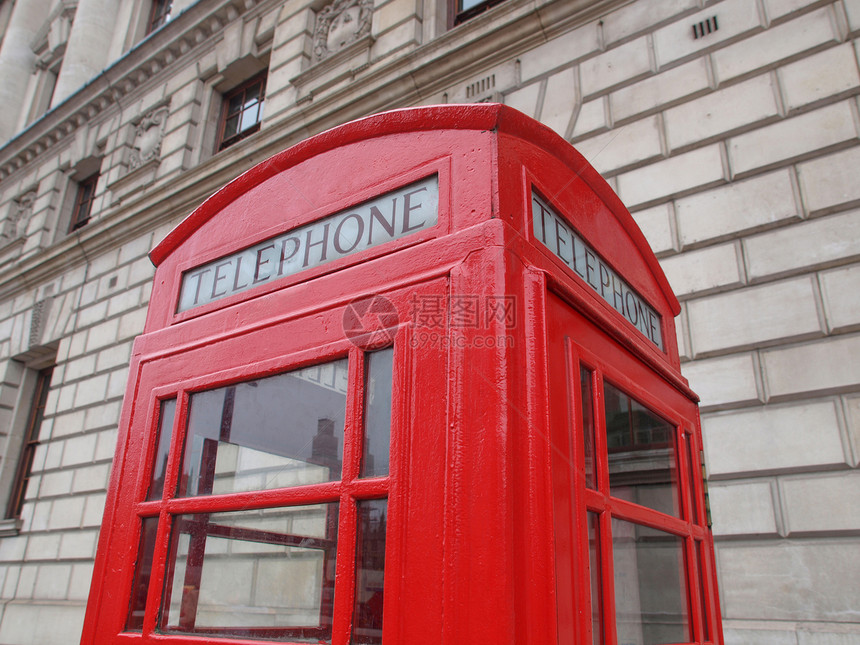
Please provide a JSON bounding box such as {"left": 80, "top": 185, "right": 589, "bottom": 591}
{"left": 146, "top": 104, "right": 681, "bottom": 368}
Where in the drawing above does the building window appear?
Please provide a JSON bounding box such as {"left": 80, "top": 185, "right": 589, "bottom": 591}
{"left": 147, "top": 0, "right": 173, "bottom": 34}
{"left": 69, "top": 173, "right": 99, "bottom": 232}
{"left": 216, "top": 73, "right": 266, "bottom": 152}
{"left": 449, "top": 0, "right": 507, "bottom": 26}
{"left": 5, "top": 367, "right": 53, "bottom": 520}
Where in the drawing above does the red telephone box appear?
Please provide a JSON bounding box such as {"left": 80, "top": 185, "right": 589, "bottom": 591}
{"left": 81, "top": 104, "right": 723, "bottom": 645}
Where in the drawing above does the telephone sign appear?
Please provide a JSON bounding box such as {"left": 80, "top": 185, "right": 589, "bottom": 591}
{"left": 532, "top": 191, "right": 663, "bottom": 349}
{"left": 178, "top": 175, "right": 439, "bottom": 311}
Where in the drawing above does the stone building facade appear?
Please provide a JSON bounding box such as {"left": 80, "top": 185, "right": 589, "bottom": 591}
{"left": 0, "top": 0, "right": 857, "bottom": 643}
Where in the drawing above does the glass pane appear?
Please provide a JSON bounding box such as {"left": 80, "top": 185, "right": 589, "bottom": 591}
{"left": 161, "top": 504, "right": 338, "bottom": 641}
{"left": 127, "top": 517, "right": 159, "bottom": 630}
{"left": 148, "top": 398, "right": 176, "bottom": 501}
{"left": 696, "top": 541, "right": 710, "bottom": 642}
{"left": 580, "top": 367, "right": 596, "bottom": 489}
{"left": 460, "top": 0, "right": 485, "bottom": 11}
{"left": 178, "top": 359, "right": 348, "bottom": 497}
{"left": 361, "top": 348, "right": 393, "bottom": 478}
{"left": 588, "top": 512, "right": 602, "bottom": 645}
{"left": 78, "top": 181, "right": 94, "bottom": 205}
{"left": 223, "top": 115, "right": 240, "bottom": 139}
{"left": 611, "top": 519, "right": 689, "bottom": 645}
{"left": 352, "top": 499, "right": 387, "bottom": 644}
{"left": 684, "top": 433, "right": 699, "bottom": 523}
{"left": 604, "top": 382, "right": 678, "bottom": 517}
{"left": 239, "top": 104, "right": 260, "bottom": 133}
{"left": 227, "top": 93, "right": 244, "bottom": 115}
{"left": 244, "top": 83, "right": 262, "bottom": 106}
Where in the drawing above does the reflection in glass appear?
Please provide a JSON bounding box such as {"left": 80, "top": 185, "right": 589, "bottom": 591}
{"left": 240, "top": 104, "right": 261, "bottom": 133}
{"left": 148, "top": 398, "right": 176, "bottom": 501}
{"left": 696, "top": 541, "right": 710, "bottom": 642}
{"left": 604, "top": 382, "right": 678, "bottom": 517}
{"left": 460, "top": 0, "right": 484, "bottom": 10}
{"left": 127, "top": 517, "right": 159, "bottom": 630}
{"left": 224, "top": 115, "right": 240, "bottom": 138}
{"left": 588, "top": 512, "right": 602, "bottom": 645}
{"left": 228, "top": 93, "right": 244, "bottom": 114}
{"left": 580, "top": 367, "right": 596, "bottom": 489}
{"left": 353, "top": 499, "right": 387, "bottom": 644}
{"left": 361, "top": 349, "right": 393, "bottom": 478}
{"left": 178, "top": 359, "right": 348, "bottom": 497}
{"left": 611, "top": 519, "right": 689, "bottom": 645}
{"left": 161, "top": 504, "right": 338, "bottom": 641}
{"left": 684, "top": 433, "right": 699, "bottom": 523}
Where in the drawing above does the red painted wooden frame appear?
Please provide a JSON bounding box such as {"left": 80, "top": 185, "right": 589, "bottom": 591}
{"left": 81, "top": 104, "right": 722, "bottom": 645}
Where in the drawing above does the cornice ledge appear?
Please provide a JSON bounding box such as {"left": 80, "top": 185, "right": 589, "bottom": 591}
{"left": 0, "top": 0, "right": 631, "bottom": 300}
{"left": 290, "top": 0, "right": 626, "bottom": 127}
{"left": 0, "top": 0, "right": 278, "bottom": 181}
{"left": 0, "top": 144, "right": 280, "bottom": 300}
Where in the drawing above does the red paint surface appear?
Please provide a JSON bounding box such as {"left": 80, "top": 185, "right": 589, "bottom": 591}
{"left": 82, "top": 104, "right": 722, "bottom": 645}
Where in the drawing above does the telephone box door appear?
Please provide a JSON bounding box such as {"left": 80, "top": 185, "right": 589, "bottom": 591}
{"left": 547, "top": 293, "right": 720, "bottom": 645}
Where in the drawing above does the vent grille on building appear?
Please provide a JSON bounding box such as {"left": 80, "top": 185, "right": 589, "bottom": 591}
{"left": 692, "top": 16, "right": 718, "bottom": 39}
{"left": 466, "top": 74, "right": 495, "bottom": 99}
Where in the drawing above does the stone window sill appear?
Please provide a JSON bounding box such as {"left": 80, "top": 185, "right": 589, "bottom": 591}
{"left": 0, "top": 518, "right": 22, "bottom": 537}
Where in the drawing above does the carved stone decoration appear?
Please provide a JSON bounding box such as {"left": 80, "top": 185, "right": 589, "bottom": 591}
{"left": 313, "top": 0, "right": 374, "bottom": 62}
{"left": 128, "top": 106, "right": 170, "bottom": 170}
{"left": 1, "top": 191, "right": 36, "bottom": 242}
{"left": 29, "top": 297, "right": 53, "bottom": 348}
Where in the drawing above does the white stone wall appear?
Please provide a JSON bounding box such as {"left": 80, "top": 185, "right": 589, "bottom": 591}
{"left": 0, "top": 0, "right": 856, "bottom": 643}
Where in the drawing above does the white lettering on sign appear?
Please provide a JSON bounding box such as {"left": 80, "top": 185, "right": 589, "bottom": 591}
{"left": 531, "top": 191, "right": 664, "bottom": 350}
{"left": 178, "top": 175, "right": 439, "bottom": 312}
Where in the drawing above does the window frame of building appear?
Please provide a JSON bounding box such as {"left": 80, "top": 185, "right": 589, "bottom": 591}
{"left": 146, "top": 0, "right": 174, "bottom": 35}
{"left": 215, "top": 72, "right": 267, "bottom": 153}
{"left": 4, "top": 366, "right": 53, "bottom": 520}
{"left": 68, "top": 172, "right": 99, "bottom": 233}
{"left": 448, "top": 0, "right": 507, "bottom": 27}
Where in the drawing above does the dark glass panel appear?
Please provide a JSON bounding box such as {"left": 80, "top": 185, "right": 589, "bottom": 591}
{"left": 126, "top": 516, "right": 159, "bottom": 630}
{"left": 352, "top": 499, "right": 387, "bottom": 644}
{"left": 178, "top": 359, "right": 348, "bottom": 497}
{"left": 161, "top": 504, "right": 338, "bottom": 641}
{"left": 227, "top": 93, "right": 244, "bottom": 114}
{"left": 223, "top": 115, "right": 240, "bottom": 139}
{"left": 147, "top": 398, "right": 176, "bottom": 501}
{"left": 244, "top": 83, "right": 262, "bottom": 105}
{"left": 6, "top": 367, "right": 53, "bottom": 519}
{"left": 580, "top": 366, "right": 596, "bottom": 489}
{"left": 361, "top": 348, "right": 393, "bottom": 478}
{"left": 588, "top": 512, "right": 602, "bottom": 645}
{"left": 604, "top": 382, "right": 678, "bottom": 517}
{"left": 684, "top": 433, "right": 699, "bottom": 523}
{"left": 611, "top": 519, "right": 689, "bottom": 645}
{"left": 696, "top": 541, "right": 710, "bottom": 642}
